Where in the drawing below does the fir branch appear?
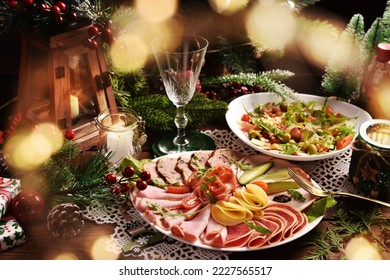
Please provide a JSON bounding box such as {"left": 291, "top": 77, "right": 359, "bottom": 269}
{"left": 303, "top": 228, "right": 335, "bottom": 260}
{"left": 332, "top": 208, "right": 366, "bottom": 238}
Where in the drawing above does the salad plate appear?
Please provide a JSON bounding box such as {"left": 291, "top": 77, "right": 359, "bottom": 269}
{"left": 130, "top": 150, "right": 323, "bottom": 252}
{"left": 226, "top": 93, "right": 372, "bottom": 161}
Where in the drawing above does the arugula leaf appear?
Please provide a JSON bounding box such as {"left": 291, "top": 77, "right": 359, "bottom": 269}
{"left": 245, "top": 221, "right": 272, "bottom": 234}
{"left": 287, "top": 189, "right": 306, "bottom": 202}
{"left": 305, "top": 196, "right": 337, "bottom": 222}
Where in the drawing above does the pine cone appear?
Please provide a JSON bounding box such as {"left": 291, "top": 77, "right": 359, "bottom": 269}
{"left": 47, "top": 203, "right": 85, "bottom": 239}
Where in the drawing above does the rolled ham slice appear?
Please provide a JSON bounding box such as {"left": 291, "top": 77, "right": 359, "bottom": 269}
{"left": 200, "top": 216, "right": 227, "bottom": 248}
{"left": 133, "top": 197, "right": 183, "bottom": 212}
{"left": 224, "top": 223, "right": 254, "bottom": 248}
{"left": 171, "top": 205, "right": 211, "bottom": 243}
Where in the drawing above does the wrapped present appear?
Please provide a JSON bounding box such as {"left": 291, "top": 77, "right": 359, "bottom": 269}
{"left": 0, "top": 177, "right": 21, "bottom": 219}
{"left": 0, "top": 215, "right": 26, "bottom": 252}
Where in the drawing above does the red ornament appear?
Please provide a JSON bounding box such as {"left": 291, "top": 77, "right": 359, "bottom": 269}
{"left": 9, "top": 0, "right": 18, "bottom": 9}
{"left": 101, "top": 27, "right": 113, "bottom": 44}
{"left": 67, "top": 11, "right": 77, "bottom": 22}
{"left": 11, "top": 189, "right": 46, "bottom": 224}
{"left": 65, "top": 130, "right": 75, "bottom": 140}
{"left": 88, "top": 38, "right": 98, "bottom": 50}
{"left": 22, "top": 0, "right": 34, "bottom": 8}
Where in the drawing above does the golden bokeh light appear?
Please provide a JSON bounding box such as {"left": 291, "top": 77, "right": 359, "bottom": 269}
{"left": 208, "top": 0, "right": 249, "bottom": 16}
{"left": 109, "top": 33, "right": 148, "bottom": 72}
{"left": 89, "top": 235, "right": 120, "bottom": 260}
{"left": 345, "top": 236, "right": 382, "bottom": 260}
{"left": 135, "top": 0, "right": 178, "bottom": 23}
{"left": 4, "top": 122, "right": 63, "bottom": 171}
{"left": 246, "top": 3, "right": 296, "bottom": 50}
{"left": 295, "top": 20, "right": 342, "bottom": 69}
{"left": 53, "top": 252, "right": 79, "bottom": 260}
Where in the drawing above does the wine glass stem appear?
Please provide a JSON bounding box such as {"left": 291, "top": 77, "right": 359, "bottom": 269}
{"left": 174, "top": 105, "right": 188, "bottom": 146}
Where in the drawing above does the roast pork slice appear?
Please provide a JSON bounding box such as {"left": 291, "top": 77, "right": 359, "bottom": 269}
{"left": 188, "top": 150, "right": 213, "bottom": 171}
{"left": 206, "top": 148, "right": 244, "bottom": 168}
{"left": 143, "top": 161, "right": 166, "bottom": 185}
{"left": 156, "top": 157, "right": 183, "bottom": 185}
{"left": 175, "top": 154, "right": 194, "bottom": 183}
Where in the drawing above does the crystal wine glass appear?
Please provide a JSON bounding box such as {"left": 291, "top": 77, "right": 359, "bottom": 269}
{"left": 151, "top": 34, "right": 215, "bottom": 155}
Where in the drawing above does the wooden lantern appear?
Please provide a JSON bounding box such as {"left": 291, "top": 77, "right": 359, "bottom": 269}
{"left": 17, "top": 25, "right": 116, "bottom": 150}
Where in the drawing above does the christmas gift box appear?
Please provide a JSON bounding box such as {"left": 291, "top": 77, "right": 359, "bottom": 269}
{"left": 0, "top": 215, "right": 26, "bottom": 252}
{"left": 0, "top": 178, "right": 21, "bottom": 219}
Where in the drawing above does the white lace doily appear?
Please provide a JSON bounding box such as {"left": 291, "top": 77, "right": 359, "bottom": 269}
{"left": 82, "top": 129, "right": 357, "bottom": 260}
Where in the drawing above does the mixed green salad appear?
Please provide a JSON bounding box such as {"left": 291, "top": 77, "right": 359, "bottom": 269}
{"left": 239, "top": 99, "right": 357, "bottom": 156}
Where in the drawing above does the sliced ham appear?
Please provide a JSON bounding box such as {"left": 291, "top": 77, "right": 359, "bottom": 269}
{"left": 133, "top": 186, "right": 189, "bottom": 201}
{"left": 267, "top": 202, "right": 308, "bottom": 234}
{"left": 264, "top": 207, "right": 296, "bottom": 239}
{"left": 262, "top": 215, "right": 285, "bottom": 244}
{"left": 171, "top": 205, "right": 211, "bottom": 243}
{"left": 161, "top": 204, "right": 202, "bottom": 230}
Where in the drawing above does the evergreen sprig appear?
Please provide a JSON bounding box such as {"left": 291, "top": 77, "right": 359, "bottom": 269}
{"left": 302, "top": 206, "right": 389, "bottom": 260}
{"left": 36, "top": 140, "right": 117, "bottom": 206}
{"left": 321, "top": 14, "right": 366, "bottom": 102}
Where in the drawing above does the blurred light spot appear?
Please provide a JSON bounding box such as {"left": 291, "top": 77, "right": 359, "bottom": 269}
{"left": 90, "top": 236, "right": 119, "bottom": 260}
{"left": 110, "top": 33, "right": 148, "bottom": 72}
{"left": 53, "top": 253, "right": 79, "bottom": 260}
{"left": 246, "top": 3, "right": 296, "bottom": 50}
{"left": 208, "top": 0, "right": 249, "bottom": 16}
{"left": 4, "top": 123, "right": 63, "bottom": 171}
{"left": 376, "top": 87, "right": 390, "bottom": 119}
{"left": 296, "top": 20, "right": 341, "bottom": 68}
{"left": 135, "top": 0, "right": 177, "bottom": 23}
{"left": 345, "top": 236, "right": 382, "bottom": 260}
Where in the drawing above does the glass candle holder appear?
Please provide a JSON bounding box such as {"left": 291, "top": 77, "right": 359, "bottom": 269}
{"left": 94, "top": 107, "right": 147, "bottom": 164}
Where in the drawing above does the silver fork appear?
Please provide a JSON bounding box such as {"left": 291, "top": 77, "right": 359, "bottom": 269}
{"left": 287, "top": 167, "right": 390, "bottom": 208}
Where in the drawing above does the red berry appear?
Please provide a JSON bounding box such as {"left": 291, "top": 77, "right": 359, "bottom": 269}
{"left": 136, "top": 180, "right": 148, "bottom": 191}
{"left": 105, "top": 173, "right": 117, "bottom": 184}
{"left": 139, "top": 171, "right": 151, "bottom": 181}
{"left": 101, "top": 27, "right": 113, "bottom": 43}
{"left": 111, "top": 184, "right": 121, "bottom": 195}
{"left": 56, "top": 1, "right": 66, "bottom": 11}
{"left": 22, "top": 0, "right": 34, "bottom": 7}
{"left": 9, "top": 0, "right": 18, "bottom": 8}
{"left": 88, "top": 39, "right": 98, "bottom": 49}
{"left": 65, "top": 130, "right": 75, "bottom": 140}
{"left": 55, "top": 15, "right": 64, "bottom": 26}
{"left": 51, "top": 5, "right": 61, "bottom": 16}
{"left": 88, "top": 25, "right": 100, "bottom": 37}
{"left": 67, "top": 11, "right": 77, "bottom": 21}
{"left": 120, "top": 182, "right": 131, "bottom": 194}
{"left": 11, "top": 189, "right": 46, "bottom": 224}
{"left": 122, "top": 166, "right": 135, "bottom": 178}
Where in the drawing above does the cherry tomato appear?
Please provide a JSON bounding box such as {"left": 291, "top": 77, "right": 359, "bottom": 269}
{"left": 166, "top": 185, "right": 191, "bottom": 194}
{"left": 336, "top": 135, "right": 353, "bottom": 150}
{"left": 181, "top": 195, "right": 200, "bottom": 210}
{"left": 241, "top": 114, "right": 250, "bottom": 123}
{"left": 325, "top": 105, "right": 337, "bottom": 118}
{"left": 249, "top": 181, "right": 268, "bottom": 193}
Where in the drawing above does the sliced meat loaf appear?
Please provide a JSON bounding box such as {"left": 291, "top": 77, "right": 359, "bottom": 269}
{"left": 143, "top": 161, "right": 166, "bottom": 185}
{"left": 175, "top": 154, "right": 194, "bottom": 183}
{"left": 156, "top": 156, "right": 183, "bottom": 185}
{"left": 206, "top": 148, "right": 244, "bottom": 167}
{"left": 188, "top": 150, "right": 213, "bottom": 171}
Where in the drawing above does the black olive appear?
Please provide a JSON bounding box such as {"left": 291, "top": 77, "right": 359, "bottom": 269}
{"left": 273, "top": 194, "right": 291, "bottom": 203}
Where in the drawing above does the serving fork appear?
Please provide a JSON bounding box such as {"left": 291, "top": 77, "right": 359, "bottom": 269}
{"left": 288, "top": 167, "right": 390, "bottom": 208}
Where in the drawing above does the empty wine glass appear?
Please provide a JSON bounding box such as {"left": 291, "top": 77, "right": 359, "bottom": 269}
{"left": 151, "top": 34, "right": 215, "bottom": 155}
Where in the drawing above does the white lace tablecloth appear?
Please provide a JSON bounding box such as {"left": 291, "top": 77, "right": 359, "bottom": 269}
{"left": 82, "top": 129, "right": 357, "bottom": 260}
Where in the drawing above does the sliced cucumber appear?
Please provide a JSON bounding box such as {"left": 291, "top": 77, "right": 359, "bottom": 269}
{"left": 251, "top": 168, "right": 291, "bottom": 183}
{"left": 238, "top": 161, "right": 274, "bottom": 185}
{"left": 266, "top": 181, "right": 300, "bottom": 194}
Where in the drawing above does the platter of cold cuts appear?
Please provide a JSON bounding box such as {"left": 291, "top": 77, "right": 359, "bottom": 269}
{"left": 130, "top": 148, "right": 323, "bottom": 251}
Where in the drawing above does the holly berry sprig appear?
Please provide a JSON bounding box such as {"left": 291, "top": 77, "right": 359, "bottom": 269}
{"left": 104, "top": 165, "right": 151, "bottom": 195}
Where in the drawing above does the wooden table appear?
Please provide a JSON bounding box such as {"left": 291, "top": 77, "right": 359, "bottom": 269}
{"left": 1, "top": 128, "right": 389, "bottom": 260}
